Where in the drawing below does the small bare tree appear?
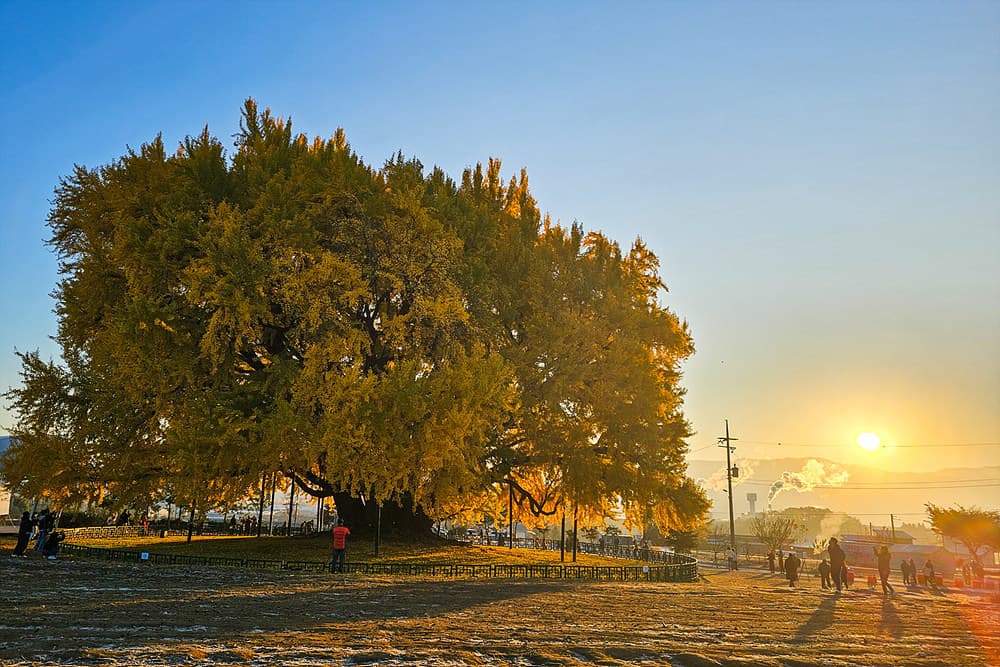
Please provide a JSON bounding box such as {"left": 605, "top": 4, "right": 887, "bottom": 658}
{"left": 750, "top": 512, "right": 803, "bottom": 553}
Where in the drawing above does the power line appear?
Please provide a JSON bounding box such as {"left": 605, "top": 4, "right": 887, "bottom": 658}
{"left": 738, "top": 439, "right": 1000, "bottom": 449}
{"left": 735, "top": 482, "right": 1000, "bottom": 490}
{"left": 712, "top": 508, "right": 927, "bottom": 518}
{"left": 816, "top": 483, "right": 1000, "bottom": 490}
{"left": 736, "top": 478, "right": 1000, "bottom": 487}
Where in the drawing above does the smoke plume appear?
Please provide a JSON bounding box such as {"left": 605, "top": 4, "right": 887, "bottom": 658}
{"left": 767, "top": 459, "right": 848, "bottom": 505}
{"left": 700, "top": 459, "right": 756, "bottom": 492}
{"left": 815, "top": 513, "right": 847, "bottom": 546}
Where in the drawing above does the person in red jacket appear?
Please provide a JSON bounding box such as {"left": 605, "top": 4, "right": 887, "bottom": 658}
{"left": 331, "top": 519, "right": 350, "bottom": 573}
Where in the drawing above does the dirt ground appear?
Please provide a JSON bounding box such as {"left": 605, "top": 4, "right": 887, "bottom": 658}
{"left": 1, "top": 557, "right": 997, "bottom": 666}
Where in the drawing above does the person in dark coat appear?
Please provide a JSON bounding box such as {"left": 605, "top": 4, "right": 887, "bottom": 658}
{"left": 11, "top": 511, "right": 34, "bottom": 557}
{"left": 41, "top": 531, "right": 65, "bottom": 560}
{"left": 828, "top": 537, "right": 846, "bottom": 592}
{"left": 33, "top": 509, "right": 53, "bottom": 553}
{"left": 767, "top": 550, "right": 776, "bottom": 574}
{"left": 784, "top": 552, "right": 800, "bottom": 587}
{"left": 900, "top": 558, "right": 910, "bottom": 586}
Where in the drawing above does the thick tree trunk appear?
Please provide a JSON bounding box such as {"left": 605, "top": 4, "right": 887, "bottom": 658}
{"left": 331, "top": 491, "right": 434, "bottom": 539}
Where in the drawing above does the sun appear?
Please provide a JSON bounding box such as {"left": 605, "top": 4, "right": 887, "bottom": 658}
{"left": 856, "top": 432, "right": 881, "bottom": 451}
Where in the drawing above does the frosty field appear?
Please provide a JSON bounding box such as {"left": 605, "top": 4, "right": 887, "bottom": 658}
{"left": 1, "top": 558, "right": 997, "bottom": 666}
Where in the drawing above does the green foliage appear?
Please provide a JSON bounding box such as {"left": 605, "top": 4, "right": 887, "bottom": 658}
{"left": 661, "top": 528, "right": 703, "bottom": 553}
{"left": 3, "top": 100, "right": 707, "bottom": 533}
{"left": 926, "top": 503, "right": 1000, "bottom": 564}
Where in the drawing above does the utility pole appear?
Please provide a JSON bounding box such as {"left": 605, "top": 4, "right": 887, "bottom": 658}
{"left": 257, "top": 473, "right": 266, "bottom": 537}
{"left": 287, "top": 476, "right": 296, "bottom": 536}
{"left": 374, "top": 500, "right": 382, "bottom": 557}
{"left": 268, "top": 472, "right": 277, "bottom": 534}
{"left": 560, "top": 508, "right": 566, "bottom": 562}
{"left": 508, "top": 481, "right": 514, "bottom": 549}
{"left": 718, "top": 420, "right": 738, "bottom": 555}
{"left": 572, "top": 504, "right": 578, "bottom": 563}
{"left": 890, "top": 513, "right": 896, "bottom": 542}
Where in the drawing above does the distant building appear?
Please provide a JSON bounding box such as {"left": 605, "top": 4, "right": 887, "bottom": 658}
{"left": 885, "top": 544, "right": 957, "bottom": 575}
{"left": 498, "top": 522, "right": 533, "bottom": 540}
{"left": 840, "top": 534, "right": 957, "bottom": 574}
{"left": 941, "top": 537, "right": 998, "bottom": 567}
{"left": 872, "top": 528, "right": 915, "bottom": 545}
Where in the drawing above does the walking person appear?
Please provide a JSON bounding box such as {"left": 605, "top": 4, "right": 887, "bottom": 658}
{"left": 767, "top": 550, "right": 776, "bottom": 574}
{"left": 908, "top": 559, "right": 918, "bottom": 586}
{"left": 874, "top": 545, "right": 895, "bottom": 596}
{"left": 777, "top": 550, "right": 784, "bottom": 572}
{"left": 818, "top": 558, "right": 832, "bottom": 589}
{"left": 331, "top": 519, "right": 350, "bottom": 574}
{"left": 10, "top": 511, "right": 34, "bottom": 557}
{"left": 828, "top": 537, "right": 846, "bottom": 593}
{"left": 900, "top": 558, "right": 910, "bottom": 586}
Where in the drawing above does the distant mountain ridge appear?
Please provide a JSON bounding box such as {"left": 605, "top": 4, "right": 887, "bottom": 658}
{"left": 688, "top": 456, "right": 1000, "bottom": 519}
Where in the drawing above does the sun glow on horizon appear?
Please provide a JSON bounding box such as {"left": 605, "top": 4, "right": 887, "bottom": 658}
{"left": 856, "top": 432, "right": 882, "bottom": 451}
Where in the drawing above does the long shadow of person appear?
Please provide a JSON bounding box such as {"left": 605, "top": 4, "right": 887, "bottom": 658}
{"left": 793, "top": 596, "right": 837, "bottom": 644}
{"left": 878, "top": 597, "right": 904, "bottom": 638}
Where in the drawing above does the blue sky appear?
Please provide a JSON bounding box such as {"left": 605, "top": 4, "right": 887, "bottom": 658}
{"left": 1, "top": 2, "right": 997, "bottom": 481}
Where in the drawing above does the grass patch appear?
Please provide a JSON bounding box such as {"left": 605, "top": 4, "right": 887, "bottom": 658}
{"left": 66, "top": 532, "right": 645, "bottom": 566}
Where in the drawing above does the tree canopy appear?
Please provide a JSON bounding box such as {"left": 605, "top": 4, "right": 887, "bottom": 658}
{"left": 925, "top": 504, "right": 1000, "bottom": 565}
{"left": 2, "top": 100, "right": 708, "bottom": 533}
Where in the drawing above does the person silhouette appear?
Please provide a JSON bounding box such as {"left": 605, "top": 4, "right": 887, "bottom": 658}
{"left": 875, "top": 545, "right": 895, "bottom": 595}
{"left": 331, "top": 519, "right": 351, "bottom": 573}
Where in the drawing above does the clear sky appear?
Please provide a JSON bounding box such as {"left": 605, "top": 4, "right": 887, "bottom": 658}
{"left": 1, "top": 2, "right": 998, "bottom": 482}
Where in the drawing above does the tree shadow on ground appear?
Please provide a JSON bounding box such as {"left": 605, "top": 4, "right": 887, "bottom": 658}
{"left": 0, "top": 558, "right": 599, "bottom": 663}
{"left": 792, "top": 595, "right": 837, "bottom": 644}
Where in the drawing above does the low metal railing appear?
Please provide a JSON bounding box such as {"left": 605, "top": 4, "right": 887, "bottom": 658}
{"left": 59, "top": 543, "right": 698, "bottom": 582}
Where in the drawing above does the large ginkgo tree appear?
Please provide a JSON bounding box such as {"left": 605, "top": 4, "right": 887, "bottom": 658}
{"left": 3, "top": 100, "right": 708, "bottom": 536}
